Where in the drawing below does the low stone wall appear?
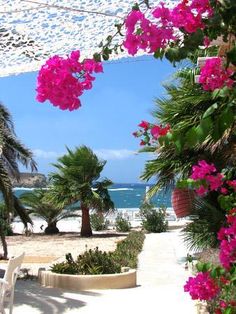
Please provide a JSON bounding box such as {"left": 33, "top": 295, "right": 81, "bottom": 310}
{"left": 38, "top": 269, "right": 137, "bottom": 291}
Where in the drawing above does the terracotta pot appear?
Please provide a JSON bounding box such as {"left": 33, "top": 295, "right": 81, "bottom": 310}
{"left": 171, "top": 188, "right": 195, "bottom": 218}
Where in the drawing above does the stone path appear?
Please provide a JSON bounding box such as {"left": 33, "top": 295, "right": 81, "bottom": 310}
{"left": 12, "top": 229, "right": 196, "bottom": 313}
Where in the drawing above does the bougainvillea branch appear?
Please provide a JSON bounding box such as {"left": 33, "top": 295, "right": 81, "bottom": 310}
{"left": 36, "top": 50, "right": 103, "bottom": 111}
{"left": 133, "top": 120, "right": 171, "bottom": 146}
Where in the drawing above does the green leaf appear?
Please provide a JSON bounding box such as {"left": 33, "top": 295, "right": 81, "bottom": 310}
{"left": 227, "top": 45, "right": 236, "bottom": 66}
{"left": 102, "top": 54, "right": 109, "bottom": 61}
{"left": 196, "top": 117, "right": 212, "bottom": 141}
{"left": 202, "top": 262, "right": 212, "bottom": 272}
{"left": 212, "top": 89, "right": 221, "bottom": 99}
{"left": 185, "top": 127, "right": 199, "bottom": 147}
{"left": 154, "top": 48, "right": 164, "bottom": 60}
{"left": 202, "top": 103, "right": 218, "bottom": 119}
{"left": 196, "top": 262, "right": 204, "bottom": 272}
{"left": 223, "top": 308, "right": 232, "bottom": 314}
{"left": 106, "top": 35, "right": 112, "bottom": 44}
{"left": 174, "top": 138, "right": 183, "bottom": 152}
{"left": 165, "top": 47, "right": 184, "bottom": 64}
{"left": 93, "top": 53, "right": 101, "bottom": 62}
{"left": 219, "top": 107, "right": 234, "bottom": 135}
{"left": 132, "top": 3, "right": 139, "bottom": 10}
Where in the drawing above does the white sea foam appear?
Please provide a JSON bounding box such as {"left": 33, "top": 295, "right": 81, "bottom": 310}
{"left": 13, "top": 187, "right": 35, "bottom": 191}
{"left": 108, "top": 188, "right": 134, "bottom": 191}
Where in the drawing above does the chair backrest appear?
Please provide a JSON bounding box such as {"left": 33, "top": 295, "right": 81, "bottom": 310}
{"left": 3, "top": 253, "right": 25, "bottom": 288}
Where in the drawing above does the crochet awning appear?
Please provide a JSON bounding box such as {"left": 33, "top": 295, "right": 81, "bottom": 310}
{"left": 0, "top": 0, "right": 175, "bottom": 77}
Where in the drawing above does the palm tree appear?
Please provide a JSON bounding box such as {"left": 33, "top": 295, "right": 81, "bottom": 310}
{"left": 19, "top": 189, "right": 80, "bottom": 234}
{"left": 0, "top": 103, "right": 37, "bottom": 259}
{"left": 141, "top": 67, "right": 236, "bottom": 195}
{"left": 140, "top": 67, "right": 236, "bottom": 249}
{"left": 48, "top": 146, "right": 114, "bottom": 237}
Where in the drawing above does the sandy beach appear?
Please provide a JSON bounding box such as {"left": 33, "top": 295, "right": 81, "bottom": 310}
{"left": 0, "top": 216, "right": 190, "bottom": 275}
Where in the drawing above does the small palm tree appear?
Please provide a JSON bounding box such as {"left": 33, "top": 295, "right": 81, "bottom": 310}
{"left": 0, "top": 103, "right": 36, "bottom": 259}
{"left": 19, "top": 189, "right": 80, "bottom": 234}
{"left": 49, "top": 146, "right": 114, "bottom": 237}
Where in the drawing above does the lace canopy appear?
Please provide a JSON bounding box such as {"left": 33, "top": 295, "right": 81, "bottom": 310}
{"left": 0, "top": 0, "right": 176, "bottom": 77}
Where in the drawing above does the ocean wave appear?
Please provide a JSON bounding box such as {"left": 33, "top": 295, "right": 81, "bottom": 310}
{"left": 108, "top": 188, "right": 134, "bottom": 191}
{"left": 13, "top": 187, "right": 48, "bottom": 191}
{"left": 13, "top": 187, "right": 35, "bottom": 191}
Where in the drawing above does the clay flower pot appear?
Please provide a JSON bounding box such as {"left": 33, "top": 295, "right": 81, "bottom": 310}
{"left": 171, "top": 188, "right": 195, "bottom": 218}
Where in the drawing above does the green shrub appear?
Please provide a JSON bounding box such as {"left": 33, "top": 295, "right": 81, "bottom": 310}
{"left": 51, "top": 231, "right": 145, "bottom": 275}
{"left": 90, "top": 213, "right": 109, "bottom": 231}
{"left": 140, "top": 202, "right": 168, "bottom": 233}
{"left": 115, "top": 214, "right": 131, "bottom": 232}
{"left": 76, "top": 247, "right": 121, "bottom": 274}
{"left": 113, "top": 231, "right": 145, "bottom": 268}
{"left": 50, "top": 253, "right": 79, "bottom": 274}
{"left": 51, "top": 250, "right": 121, "bottom": 275}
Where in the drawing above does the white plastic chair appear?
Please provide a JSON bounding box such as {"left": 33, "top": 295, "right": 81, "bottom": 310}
{"left": 0, "top": 253, "right": 25, "bottom": 314}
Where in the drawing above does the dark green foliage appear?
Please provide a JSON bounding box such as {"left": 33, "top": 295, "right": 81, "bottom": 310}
{"left": 113, "top": 231, "right": 145, "bottom": 268}
{"left": 90, "top": 213, "right": 109, "bottom": 231}
{"left": 76, "top": 248, "right": 121, "bottom": 275}
{"left": 50, "top": 253, "right": 79, "bottom": 275}
{"left": 140, "top": 202, "right": 168, "bottom": 233}
{"left": 115, "top": 214, "right": 131, "bottom": 232}
{"left": 51, "top": 231, "right": 145, "bottom": 274}
{"left": 182, "top": 196, "right": 226, "bottom": 251}
{"left": 19, "top": 189, "right": 79, "bottom": 234}
{"left": 51, "top": 249, "right": 121, "bottom": 275}
{"left": 0, "top": 218, "right": 13, "bottom": 236}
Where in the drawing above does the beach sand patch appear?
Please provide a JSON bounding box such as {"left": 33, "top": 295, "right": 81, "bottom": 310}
{"left": 0, "top": 256, "right": 59, "bottom": 264}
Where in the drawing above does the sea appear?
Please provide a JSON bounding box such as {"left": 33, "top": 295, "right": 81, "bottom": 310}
{"left": 13, "top": 183, "right": 172, "bottom": 210}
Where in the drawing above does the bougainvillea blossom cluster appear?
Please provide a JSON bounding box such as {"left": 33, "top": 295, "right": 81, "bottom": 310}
{"left": 123, "top": 0, "right": 212, "bottom": 56}
{"left": 36, "top": 50, "right": 103, "bottom": 111}
{"left": 184, "top": 161, "right": 236, "bottom": 309}
{"left": 218, "top": 214, "right": 236, "bottom": 269}
{"left": 199, "top": 57, "right": 234, "bottom": 91}
{"left": 190, "top": 160, "right": 224, "bottom": 195}
{"left": 133, "top": 120, "right": 171, "bottom": 146}
{"left": 184, "top": 271, "right": 219, "bottom": 301}
{"left": 185, "top": 213, "right": 236, "bottom": 309}
{"left": 189, "top": 160, "right": 236, "bottom": 197}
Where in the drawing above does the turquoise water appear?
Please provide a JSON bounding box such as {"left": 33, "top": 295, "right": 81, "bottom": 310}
{"left": 13, "top": 183, "right": 172, "bottom": 209}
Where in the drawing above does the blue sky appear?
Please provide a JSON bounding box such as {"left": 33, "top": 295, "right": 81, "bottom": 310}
{"left": 0, "top": 56, "right": 174, "bottom": 183}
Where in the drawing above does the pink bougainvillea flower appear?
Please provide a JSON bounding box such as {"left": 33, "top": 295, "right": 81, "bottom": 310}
{"left": 220, "top": 187, "right": 228, "bottom": 195}
{"left": 218, "top": 215, "right": 236, "bottom": 269}
{"left": 205, "top": 173, "right": 223, "bottom": 191}
{"left": 36, "top": 50, "right": 103, "bottom": 111}
{"left": 190, "top": 160, "right": 216, "bottom": 180}
{"left": 195, "top": 185, "right": 208, "bottom": 196}
{"left": 203, "top": 36, "right": 211, "bottom": 47}
{"left": 152, "top": 2, "right": 172, "bottom": 26}
{"left": 199, "top": 57, "right": 234, "bottom": 91}
{"left": 125, "top": 9, "right": 144, "bottom": 34}
{"left": 138, "top": 120, "right": 150, "bottom": 130}
{"left": 151, "top": 124, "right": 171, "bottom": 139}
{"left": 219, "top": 300, "right": 228, "bottom": 309}
{"left": 140, "top": 140, "right": 146, "bottom": 146}
{"left": 184, "top": 272, "right": 220, "bottom": 301}
{"left": 123, "top": 33, "right": 140, "bottom": 55}
{"left": 226, "top": 180, "right": 236, "bottom": 190}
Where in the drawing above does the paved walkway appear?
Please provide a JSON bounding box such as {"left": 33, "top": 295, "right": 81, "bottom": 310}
{"left": 12, "top": 229, "right": 197, "bottom": 314}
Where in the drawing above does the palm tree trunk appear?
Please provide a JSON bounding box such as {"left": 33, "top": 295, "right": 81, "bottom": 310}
{"left": 45, "top": 221, "right": 59, "bottom": 234}
{"left": 0, "top": 225, "right": 8, "bottom": 259}
{"left": 80, "top": 204, "right": 92, "bottom": 237}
